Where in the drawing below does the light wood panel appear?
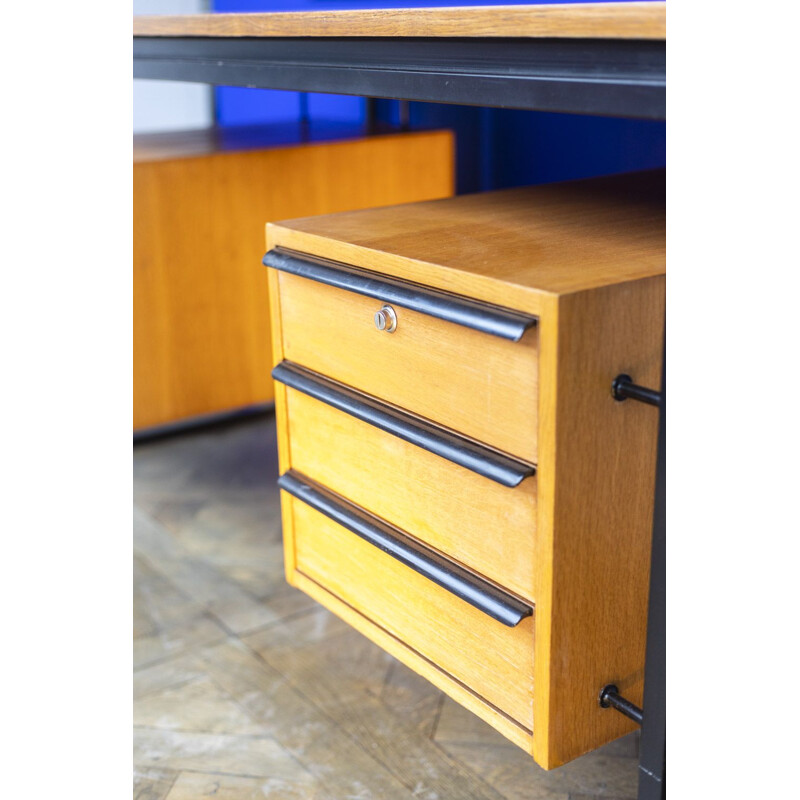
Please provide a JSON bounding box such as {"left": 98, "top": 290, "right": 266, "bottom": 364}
{"left": 290, "top": 570, "right": 534, "bottom": 755}
{"left": 290, "top": 496, "right": 535, "bottom": 729}
{"left": 267, "top": 170, "right": 665, "bottom": 317}
{"left": 285, "top": 386, "right": 537, "bottom": 601}
{"left": 531, "top": 275, "right": 663, "bottom": 768}
{"left": 134, "top": 3, "right": 666, "bottom": 40}
{"left": 276, "top": 271, "right": 539, "bottom": 462}
{"left": 133, "top": 129, "right": 454, "bottom": 430}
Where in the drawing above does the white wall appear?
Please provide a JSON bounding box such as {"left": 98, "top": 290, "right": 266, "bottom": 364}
{"left": 133, "top": 0, "right": 213, "bottom": 133}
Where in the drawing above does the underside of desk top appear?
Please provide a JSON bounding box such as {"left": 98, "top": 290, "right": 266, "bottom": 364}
{"left": 133, "top": 2, "right": 666, "bottom": 40}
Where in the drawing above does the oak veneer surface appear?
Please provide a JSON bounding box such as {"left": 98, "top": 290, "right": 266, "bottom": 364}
{"left": 269, "top": 170, "right": 664, "bottom": 768}
{"left": 291, "top": 497, "right": 536, "bottom": 729}
{"left": 285, "top": 386, "right": 538, "bottom": 601}
{"left": 277, "top": 270, "right": 539, "bottom": 463}
{"left": 133, "top": 3, "right": 666, "bottom": 40}
{"left": 133, "top": 128, "right": 454, "bottom": 430}
{"left": 267, "top": 170, "right": 665, "bottom": 317}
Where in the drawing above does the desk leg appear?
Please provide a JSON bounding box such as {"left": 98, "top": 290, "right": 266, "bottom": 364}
{"left": 637, "top": 351, "right": 665, "bottom": 800}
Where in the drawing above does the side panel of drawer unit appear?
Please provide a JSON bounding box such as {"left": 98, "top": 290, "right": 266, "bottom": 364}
{"left": 287, "top": 494, "right": 535, "bottom": 732}
{"left": 275, "top": 269, "right": 539, "bottom": 464}
{"left": 284, "top": 385, "right": 537, "bottom": 602}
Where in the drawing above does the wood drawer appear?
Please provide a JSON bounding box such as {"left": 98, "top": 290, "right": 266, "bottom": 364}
{"left": 282, "top": 474, "right": 535, "bottom": 731}
{"left": 267, "top": 249, "right": 539, "bottom": 464}
{"left": 278, "top": 376, "right": 537, "bottom": 601}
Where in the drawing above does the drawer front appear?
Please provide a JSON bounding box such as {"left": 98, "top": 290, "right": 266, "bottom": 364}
{"left": 284, "top": 384, "right": 537, "bottom": 601}
{"left": 273, "top": 264, "right": 539, "bottom": 463}
{"left": 286, "top": 483, "right": 535, "bottom": 729}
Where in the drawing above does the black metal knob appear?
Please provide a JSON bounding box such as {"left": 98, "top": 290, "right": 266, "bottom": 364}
{"left": 612, "top": 374, "right": 662, "bottom": 408}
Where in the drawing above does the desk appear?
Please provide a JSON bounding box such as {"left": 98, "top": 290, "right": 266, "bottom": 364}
{"left": 133, "top": 4, "right": 665, "bottom": 797}
{"left": 134, "top": 3, "right": 665, "bottom": 120}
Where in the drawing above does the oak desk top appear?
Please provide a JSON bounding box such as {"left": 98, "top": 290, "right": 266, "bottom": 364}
{"left": 133, "top": 2, "right": 665, "bottom": 40}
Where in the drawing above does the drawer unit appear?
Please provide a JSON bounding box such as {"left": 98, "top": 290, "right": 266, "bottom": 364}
{"left": 266, "top": 170, "right": 665, "bottom": 769}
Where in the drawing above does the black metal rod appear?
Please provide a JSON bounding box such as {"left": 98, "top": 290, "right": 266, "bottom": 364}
{"left": 264, "top": 248, "right": 537, "bottom": 342}
{"left": 279, "top": 470, "right": 533, "bottom": 627}
{"left": 638, "top": 342, "right": 666, "bottom": 800}
{"left": 599, "top": 684, "right": 644, "bottom": 726}
{"left": 612, "top": 374, "right": 662, "bottom": 408}
{"left": 272, "top": 362, "right": 534, "bottom": 488}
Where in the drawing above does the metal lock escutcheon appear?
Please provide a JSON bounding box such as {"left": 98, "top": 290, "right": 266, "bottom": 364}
{"left": 374, "top": 304, "right": 397, "bottom": 333}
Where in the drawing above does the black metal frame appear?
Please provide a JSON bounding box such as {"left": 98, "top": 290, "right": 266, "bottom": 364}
{"left": 134, "top": 29, "right": 665, "bottom": 797}
{"left": 612, "top": 374, "right": 663, "bottom": 408}
{"left": 134, "top": 36, "right": 665, "bottom": 120}
{"left": 638, "top": 354, "right": 665, "bottom": 800}
{"left": 599, "top": 684, "right": 644, "bottom": 725}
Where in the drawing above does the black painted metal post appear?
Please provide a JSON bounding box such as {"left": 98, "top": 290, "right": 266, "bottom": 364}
{"left": 637, "top": 347, "right": 666, "bottom": 800}
{"left": 399, "top": 100, "right": 410, "bottom": 131}
{"left": 365, "top": 97, "right": 378, "bottom": 135}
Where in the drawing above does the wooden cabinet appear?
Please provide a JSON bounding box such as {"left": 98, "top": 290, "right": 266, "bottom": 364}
{"left": 266, "top": 170, "right": 665, "bottom": 769}
{"left": 133, "top": 127, "right": 454, "bottom": 431}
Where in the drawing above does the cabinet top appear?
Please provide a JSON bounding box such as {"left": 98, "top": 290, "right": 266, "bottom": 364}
{"left": 133, "top": 3, "right": 665, "bottom": 40}
{"left": 267, "top": 170, "right": 665, "bottom": 311}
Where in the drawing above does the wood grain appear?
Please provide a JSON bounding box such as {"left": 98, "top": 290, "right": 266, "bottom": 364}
{"left": 134, "top": 3, "right": 666, "bottom": 40}
{"left": 285, "top": 386, "right": 537, "bottom": 601}
{"left": 269, "top": 169, "right": 665, "bottom": 767}
{"left": 290, "top": 496, "right": 535, "bottom": 730}
{"left": 133, "top": 129, "right": 454, "bottom": 430}
{"left": 531, "top": 276, "right": 664, "bottom": 768}
{"left": 267, "top": 170, "right": 665, "bottom": 318}
{"left": 275, "top": 270, "right": 539, "bottom": 462}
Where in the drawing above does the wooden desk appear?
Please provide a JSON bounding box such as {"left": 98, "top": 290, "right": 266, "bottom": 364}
{"left": 133, "top": 4, "right": 665, "bottom": 796}
{"left": 134, "top": 2, "right": 666, "bottom": 120}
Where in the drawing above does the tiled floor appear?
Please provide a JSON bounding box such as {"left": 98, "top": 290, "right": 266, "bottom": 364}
{"left": 133, "top": 414, "right": 640, "bottom": 800}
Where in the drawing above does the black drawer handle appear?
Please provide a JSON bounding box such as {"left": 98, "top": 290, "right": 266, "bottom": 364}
{"left": 272, "top": 361, "right": 534, "bottom": 488}
{"left": 263, "top": 247, "right": 537, "bottom": 342}
{"left": 279, "top": 470, "right": 533, "bottom": 627}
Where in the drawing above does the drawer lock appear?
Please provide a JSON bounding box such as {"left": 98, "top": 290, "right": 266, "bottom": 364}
{"left": 374, "top": 304, "right": 398, "bottom": 333}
